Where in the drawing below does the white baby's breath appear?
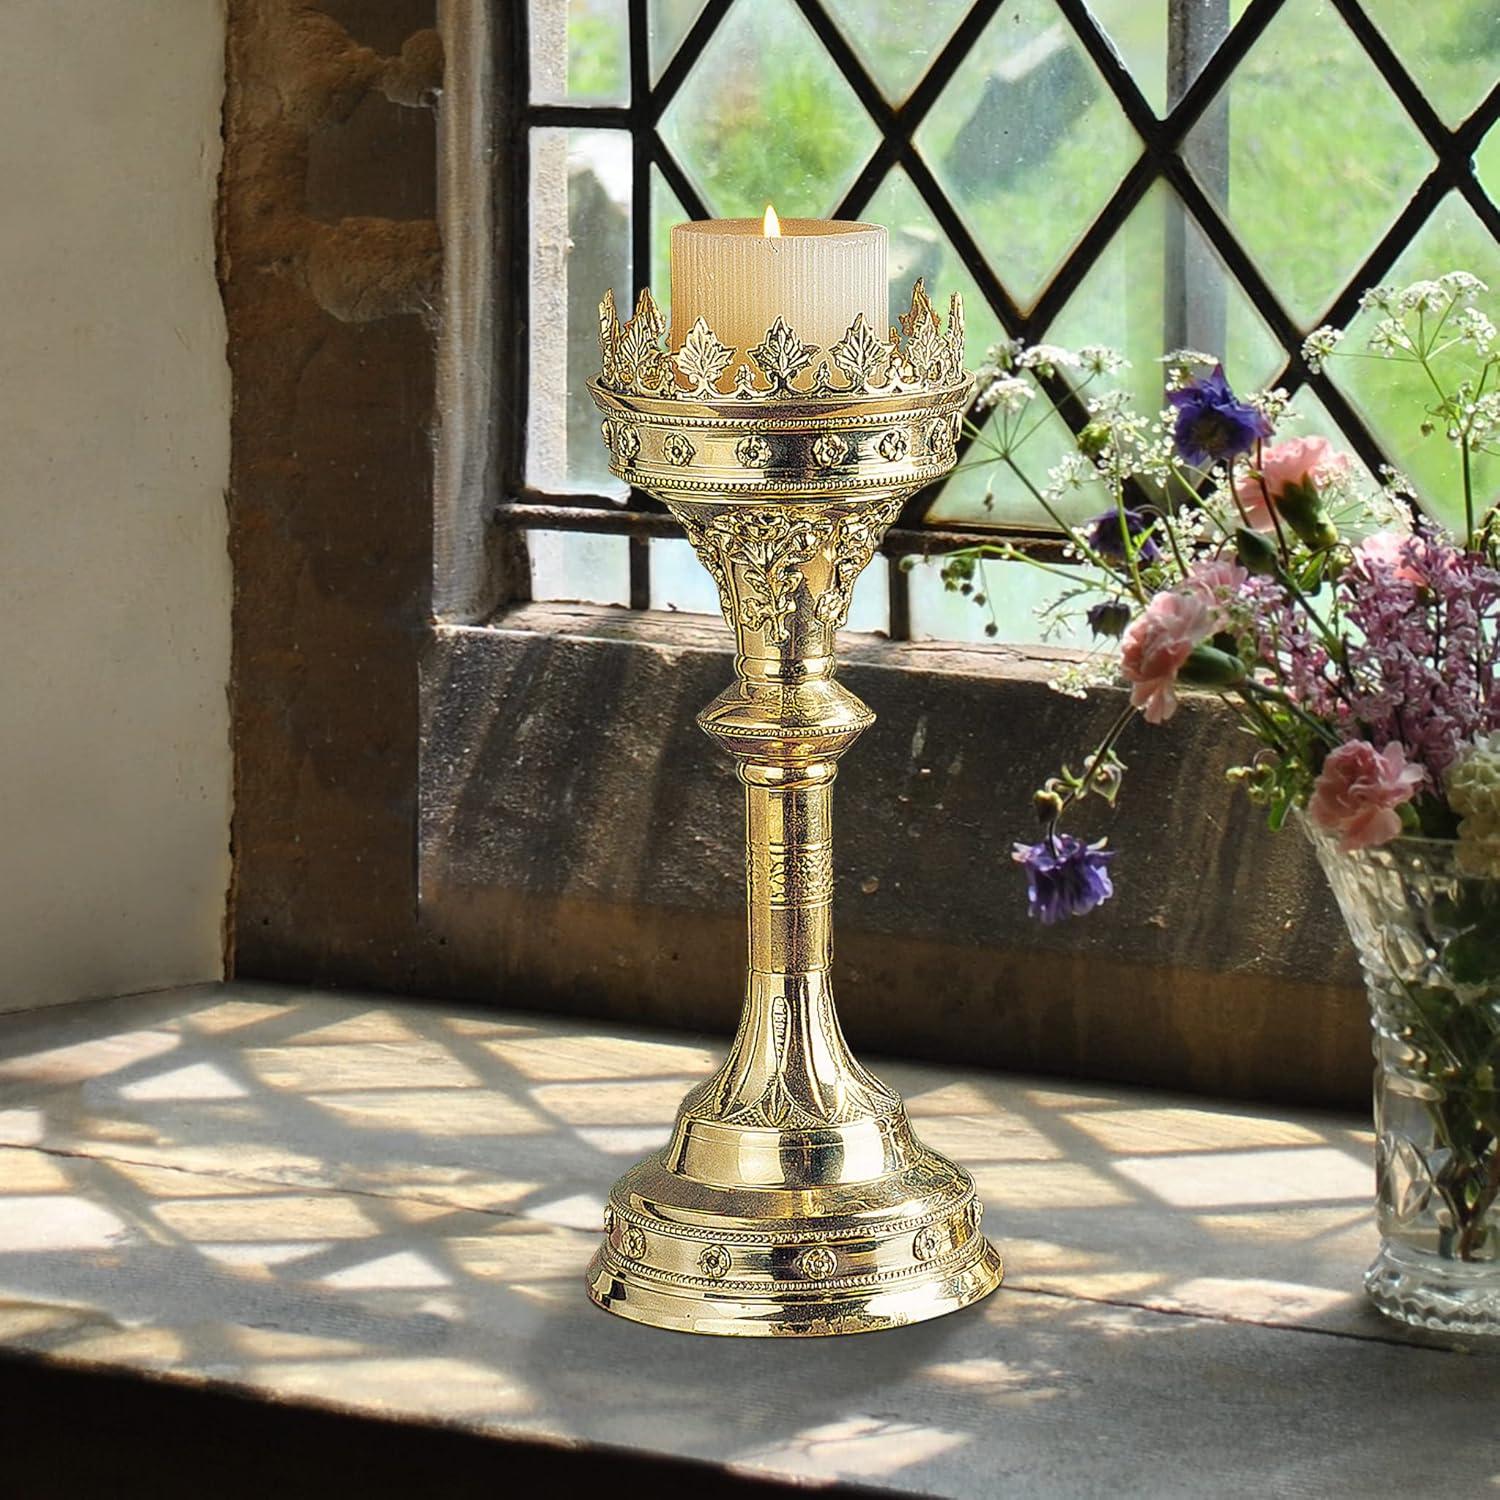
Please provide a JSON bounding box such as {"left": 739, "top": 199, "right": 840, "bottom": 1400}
{"left": 1302, "top": 325, "right": 1345, "bottom": 373}
{"left": 973, "top": 373, "right": 1036, "bottom": 414}
{"left": 1017, "top": 343, "right": 1082, "bottom": 375}
{"left": 1078, "top": 345, "right": 1128, "bottom": 376}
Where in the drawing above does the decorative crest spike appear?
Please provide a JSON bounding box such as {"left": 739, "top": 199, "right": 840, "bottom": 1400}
{"left": 595, "top": 279, "right": 967, "bottom": 401}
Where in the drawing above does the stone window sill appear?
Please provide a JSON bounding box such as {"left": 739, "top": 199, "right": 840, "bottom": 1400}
{"left": 0, "top": 982, "right": 1492, "bottom": 1496}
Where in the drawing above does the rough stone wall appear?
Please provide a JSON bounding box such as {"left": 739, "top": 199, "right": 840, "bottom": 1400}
{"left": 224, "top": 0, "right": 450, "bottom": 989}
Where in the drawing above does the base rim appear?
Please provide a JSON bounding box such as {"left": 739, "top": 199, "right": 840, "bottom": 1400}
{"left": 586, "top": 1240, "right": 1004, "bottom": 1338}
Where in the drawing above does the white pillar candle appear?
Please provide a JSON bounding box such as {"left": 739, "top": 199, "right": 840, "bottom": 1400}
{"left": 669, "top": 209, "right": 887, "bottom": 367}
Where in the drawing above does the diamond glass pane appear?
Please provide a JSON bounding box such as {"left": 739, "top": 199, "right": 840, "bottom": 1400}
{"left": 1081, "top": 0, "right": 1252, "bottom": 116}
{"left": 526, "top": 128, "right": 631, "bottom": 499}
{"left": 530, "top": 530, "right": 631, "bottom": 605}
{"left": 1362, "top": 0, "right": 1500, "bottom": 128}
{"left": 820, "top": 0, "right": 971, "bottom": 105}
{"left": 915, "top": 0, "right": 1142, "bottom": 311}
{"left": 1183, "top": 1, "right": 1433, "bottom": 327}
{"left": 1476, "top": 123, "right": 1499, "bottom": 205}
{"left": 649, "top": 536, "right": 721, "bottom": 615}
{"left": 648, "top": 0, "right": 710, "bottom": 83}
{"left": 861, "top": 167, "right": 1074, "bottom": 530}
{"left": 1044, "top": 181, "right": 1283, "bottom": 417}
{"left": 907, "top": 557, "right": 1096, "bottom": 647}
{"left": 846, "top": 561, "right": 890, "bottom": 635}
{"left": 927, "top": 372, "right": 1104, "bottom": 529}
{"left": 657, "top": 0, "right": 880, "bottom": 218}
{"left": 1324, "top": 193, "right": 1500, "bottom": 536}
{"left": 530, "top": 0, "right": 629, "bottom": 105}
{"left": 861, "top": 167, "right": 1003, "bottom": 357}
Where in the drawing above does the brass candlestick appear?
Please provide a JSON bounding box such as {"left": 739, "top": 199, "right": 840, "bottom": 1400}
{"left": 585, "top": 282, "right": 1003, "bottom": 1336}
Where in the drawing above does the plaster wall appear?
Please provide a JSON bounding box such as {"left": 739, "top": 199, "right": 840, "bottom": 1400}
{"left": 0, "top": 2, "right": 232, "bottom": 1009}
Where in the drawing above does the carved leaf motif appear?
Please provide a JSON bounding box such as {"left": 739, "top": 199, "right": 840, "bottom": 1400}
{"left": 901, "top": 279, "right": 951, "bottom": 386}
{"left": 748, "top": 318, "right": 818, "bottom": 393}
{"left": 807, "top": 358, "right": 839, "bottom": 397}
{"left": 814, "top": 497, "right": 904, "bottom": 628}
{"left": 722, "top": 1075, "right": 832, "bottom": 1130}
{"left": 616, "top": 287, "right": 671, "bottom": 395}
{"left": 674, "top": 318, "right": 735, "bottom": 397}
{"left": 597, "top": 290, "right": 621, "bottom": 388}
{"left": 947, "top": 290, "right": 966, "bottom": 370}
{"left": 898, "top": 277, "right": 937, "bottom": 346}
{"left": 720, "top": 509, "right": 823, "bottom": 644}
{"left": 599, "top": 279, "right": 964, "bottom": 403}
{"left": 830, "top": 314, "right": 890, "bottom": 393}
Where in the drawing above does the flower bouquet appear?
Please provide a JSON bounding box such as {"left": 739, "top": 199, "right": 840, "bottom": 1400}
{"left": 949, "top": 272, "right": 1500, "bottom": 1333}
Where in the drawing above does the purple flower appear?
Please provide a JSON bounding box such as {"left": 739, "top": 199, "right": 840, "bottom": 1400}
{"left": 1087, "top": 599, "right": 1133, "bottom": 638}
{"left": 1340, "top": 536, "right": 1500, "bottom": 782}
{"left": 1167, "top": 365, "right": 1271, "bottom": 467}
{"left": 1012, "top": 835, "right": 1117, "bottom": 923}
{"left": 1085, "top": 508, "right": 1161, "bottom": 562}
{"left": 1244, "top": 534, "right": 1500, "bottom": 787}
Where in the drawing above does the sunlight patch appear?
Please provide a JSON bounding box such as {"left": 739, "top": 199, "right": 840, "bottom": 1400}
{"left": 120, "top": 1062, "right": 249, "bottom": 1101}
{"left": 320, "top": 1249, "right": 451, "bottom": 1290}
{"left": 196, "top": 1241, "right": 334, "bottom": 1270}
{"left": 0, "top": 1194, "right": 131, "bottom": 1251}
{"left": 733, "top": 1415, "right": 968, "bottom": 1481}
{"left": 1114, "top": 1147, "right": 1371, "bottom": 1208}
{"left": 528, "top": 1191, "right": 607, "bottom": 1231}
{"left": 573, "top": 1125, "right": 671, "bottom": 1155}
{"left": 0, "top": 1030, "right": 178, "bottom": 1084}
{"left": 0, "top": 1109, "right": 45, "bottom": 1146}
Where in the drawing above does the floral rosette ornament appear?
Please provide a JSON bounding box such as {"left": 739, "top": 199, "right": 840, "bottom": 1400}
{"left": 946, "top": 271, "right": 1500, "bottom": 1333}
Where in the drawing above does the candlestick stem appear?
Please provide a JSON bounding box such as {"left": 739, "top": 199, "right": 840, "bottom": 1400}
{"left": 586, "top": 496, "right": 1003, "bottom": 1335}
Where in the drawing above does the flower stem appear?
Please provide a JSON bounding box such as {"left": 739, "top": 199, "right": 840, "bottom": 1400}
{"left": 1051, "top": 703, "right": 1138, "bottom": 834}
{"left": 1462, "top": 434, "right": 1476, "bottom": 549}
{"left": 1238, "top": 679, "right": 1341, "bottom": 747}
{"left": 1005, "top": 458, "right": 1146, "bottom": 601}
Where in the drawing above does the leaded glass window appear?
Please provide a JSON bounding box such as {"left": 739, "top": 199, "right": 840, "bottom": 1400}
{"left": 504, "top": 0, "right": 1499, "bottom": 643}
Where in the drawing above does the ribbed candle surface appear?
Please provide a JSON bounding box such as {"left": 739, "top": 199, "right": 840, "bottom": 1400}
{"left": 669, "top": 218, "right": 887, "bottom": 367}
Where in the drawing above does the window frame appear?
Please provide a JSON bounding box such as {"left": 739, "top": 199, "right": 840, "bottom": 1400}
{"left": 492, "top": 0, "right": 1500, "bottom": 640}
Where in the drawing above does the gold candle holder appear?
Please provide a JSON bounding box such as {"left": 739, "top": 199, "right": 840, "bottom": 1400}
{"left": 585, "top": 281, "right": 1004, "bottom": 1336}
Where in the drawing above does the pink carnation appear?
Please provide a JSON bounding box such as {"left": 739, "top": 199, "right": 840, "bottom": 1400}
{"left": 1307, "top": 740, "right": 1424, "bottom": 853}
{"left": 1120, "top": 589, "right": 1214, "bottom": 724}
{"left": 1233, "top": 436, "right": 1348, "bottom": 531}
{"left": 1185, "top": 557, "right": 1248, "bottom": 609}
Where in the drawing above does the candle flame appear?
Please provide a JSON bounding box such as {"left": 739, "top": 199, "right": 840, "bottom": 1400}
{"left": 762, "top": 203, "right": 781, "bottom": 237}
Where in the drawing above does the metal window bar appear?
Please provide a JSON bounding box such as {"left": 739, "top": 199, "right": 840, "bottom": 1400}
{"left": 497, "top": 0, "right": 1500, "bottom": 639}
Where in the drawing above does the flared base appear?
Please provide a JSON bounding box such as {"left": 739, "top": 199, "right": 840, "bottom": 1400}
{"left": 1366, "top": 1241, "right": 1500, "bottom": 1337}
{"left": 586, "top": 1144, "right": 1004, "bottom": 1337}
